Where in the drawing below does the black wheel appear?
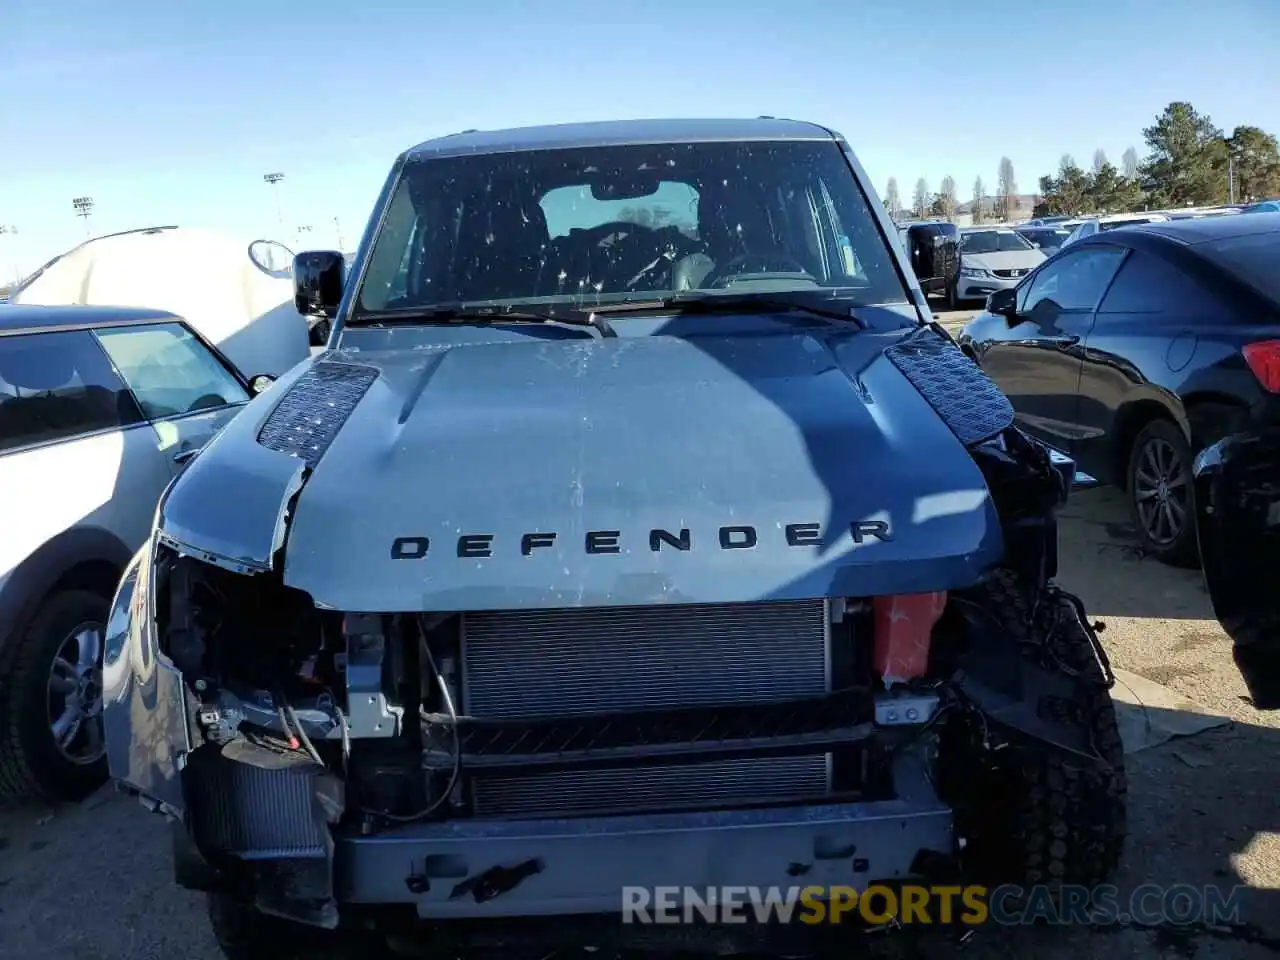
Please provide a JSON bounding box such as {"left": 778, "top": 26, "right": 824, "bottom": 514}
{"left": 946, "top": 281, "right": 959, "bottom": 310}
{"left": 310, "top": 319, "right": 331, "bottom": 346}
{"left": 0, "top": 589, "right": 110, "bottom": 804}
{"left": 956, "top": 571, "right": 1127, "bottom": 889}
{"left": 1126, "top": 418, "right": 1199, "bottom": 567}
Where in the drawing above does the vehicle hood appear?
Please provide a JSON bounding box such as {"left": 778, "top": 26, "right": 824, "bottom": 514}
{"left": 963, "top": 249, "right": 1046, "bottom": 271}
{"left": 160, "top": 325, "right": 1004, "bottom": 611}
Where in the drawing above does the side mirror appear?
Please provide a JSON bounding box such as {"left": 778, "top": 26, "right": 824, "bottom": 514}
{"left": 293, "top": 250, "right": 345, "bottom": 318}
{"left": 249, "top": 374, "right": 275, "bottom": 395}
{"left": 986, "top": 288, "right": 1017, "bottom": 318}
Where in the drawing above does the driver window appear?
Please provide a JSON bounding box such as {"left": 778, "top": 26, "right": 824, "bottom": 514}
{"left": 95, "top": 322, "right": 249, "bottom": 421}
{"left": 1020, "top": 248, "right": 1126, "bottom": 314}
{"left": 358, "top": 184, "right": 418, "bottom": 310}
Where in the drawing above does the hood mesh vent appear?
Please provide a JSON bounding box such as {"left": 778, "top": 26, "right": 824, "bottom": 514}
{"left": 256, "top": 361, "right": 377, "bottom": 469}
{"left": 885, "top": 328, "right": 1013, "bottom": 446}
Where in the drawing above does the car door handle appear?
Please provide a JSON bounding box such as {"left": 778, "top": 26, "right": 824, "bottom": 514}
{"left": 173, "top": 448, "right": 201, "bottom": 464}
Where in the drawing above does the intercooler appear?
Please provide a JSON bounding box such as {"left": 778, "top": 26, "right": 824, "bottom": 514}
{"left": 460, "top": 600, "right": 834, "bottom": 818}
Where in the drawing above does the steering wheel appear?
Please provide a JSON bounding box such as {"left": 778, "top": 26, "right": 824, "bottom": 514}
{"left": 580, "top": 220, "right": 658, "bottom": 248}
{"left": 702, "top": 253, "right": 816, "bottom": 288}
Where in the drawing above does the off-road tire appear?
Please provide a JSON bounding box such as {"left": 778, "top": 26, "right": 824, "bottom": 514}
{"left": 1126, "top": 418, "right": 1199, "bottom": 569}
{"left": 0, "top": 589, "right": 110, "bottom": 804}
{"left": 309, "top": 319, "right": 332, "bottom": 346}
{"left": 960, "top": 571, "right": 1127, "bottom": 889}
{"left": 946, "top": 281, "right": 960, "bottom": 310}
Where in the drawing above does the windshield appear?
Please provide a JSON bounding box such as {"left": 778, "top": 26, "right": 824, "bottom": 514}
{"left": 352, "top": 140, "right": 907, "bottom": 320}
{"left": 961, "top": 230, "right": 1034, "bottom": 254}
{"left": 1017, "top": 228, "right": 1070, "bottom": 248}
{"left": 1202, "top": 230, "right": 1280, "bottom": 304}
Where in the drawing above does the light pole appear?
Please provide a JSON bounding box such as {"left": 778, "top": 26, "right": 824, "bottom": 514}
{"left": 333, "top": 216, "right": 344, "bottom": 251}
{"left": 0, "top": 224, "right": 17, "bottom": 287}
{"left": 72, "top": 196, "right": 95, "bottom": 236}
{"left": 1229, "top": 148, "right": 1259, "bottom": 205}
{"left": 296, "top": 224, "right": 312, "bottom": 248}
{"left": 263, "top": 173, "right": 285, "bottom": 232}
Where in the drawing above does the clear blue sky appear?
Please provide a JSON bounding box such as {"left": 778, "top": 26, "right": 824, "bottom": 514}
{"left": 2, "top": 0, "right": 1276, "bottom": 279}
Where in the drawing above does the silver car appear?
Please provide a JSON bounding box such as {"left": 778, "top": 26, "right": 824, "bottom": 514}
{"left": 954, "top": 227, "right": 1047, "bottom": 303}
{"left": 0, "top": 304, "right": 272, "bottom": 801}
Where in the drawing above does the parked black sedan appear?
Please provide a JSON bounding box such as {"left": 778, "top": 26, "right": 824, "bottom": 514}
{"left": 957, "top": 213, "right": 1280, "bottom": 567}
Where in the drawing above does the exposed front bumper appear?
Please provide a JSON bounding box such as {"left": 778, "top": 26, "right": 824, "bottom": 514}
{"left": 335, "top": 756, "right": 952, "bottom": 919}
{"left": 181, "top": 747, "right": 952, "bottom": 922}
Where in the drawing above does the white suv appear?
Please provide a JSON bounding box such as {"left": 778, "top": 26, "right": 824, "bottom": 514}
{"left": 0, "top": 304, "right": 270, "bottom": 801}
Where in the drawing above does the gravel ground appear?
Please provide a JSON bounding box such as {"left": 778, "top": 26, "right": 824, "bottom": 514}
{"left": 3, "top": 306, "right": 1275, "bottom": 960}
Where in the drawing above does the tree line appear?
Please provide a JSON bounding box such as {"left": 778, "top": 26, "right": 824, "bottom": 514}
{"left": 882, "top": 101, "right": 1280, "bottom": 223}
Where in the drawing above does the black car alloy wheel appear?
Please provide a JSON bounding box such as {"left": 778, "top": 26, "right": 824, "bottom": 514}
{"left": 1127, "top": 419, "right": 1198, "bottom": 567}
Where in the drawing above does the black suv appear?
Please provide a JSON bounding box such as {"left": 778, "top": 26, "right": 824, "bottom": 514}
{"left": 898, "top": 221, "right": 961, "bottom": 306}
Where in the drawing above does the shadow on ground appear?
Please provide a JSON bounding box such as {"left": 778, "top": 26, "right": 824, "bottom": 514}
{"left": 1056, "top": 486, "right": 1212, "bottom": 622}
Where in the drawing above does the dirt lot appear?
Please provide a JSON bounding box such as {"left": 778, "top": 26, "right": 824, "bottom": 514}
{"left": 3, "top": 308, "right": 1277, "bottom": 959}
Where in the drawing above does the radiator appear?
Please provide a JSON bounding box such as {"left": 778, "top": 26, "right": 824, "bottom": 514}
{"left": 472, "top": 754, "right": 831, "bottom": 819}
{"left": 460, "top": 599, "right": 831, "bottom": 722}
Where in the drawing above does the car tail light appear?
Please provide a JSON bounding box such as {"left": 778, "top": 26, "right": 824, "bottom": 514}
{"left": 1243, "top": 340, "right": 1280, "bottom": 393}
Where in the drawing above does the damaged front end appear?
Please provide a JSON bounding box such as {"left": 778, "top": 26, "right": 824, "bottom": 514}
{"left": 103, "top": 415, "right": 1124, "bottom": 948}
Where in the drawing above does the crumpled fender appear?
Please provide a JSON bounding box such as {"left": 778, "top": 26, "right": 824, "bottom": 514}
{"left": 949, "top": 593, "right": 1111, "bottom": 766}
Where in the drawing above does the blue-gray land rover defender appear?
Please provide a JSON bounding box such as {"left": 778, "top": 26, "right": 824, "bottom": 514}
{"left": 104, "top": 119, "right": 1125, "bottom": 957}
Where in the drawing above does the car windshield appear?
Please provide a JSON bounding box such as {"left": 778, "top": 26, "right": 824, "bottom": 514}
{"left": 1201, "top": 230, "right": 1280, "bottom": 304}
{"left": 351, "top": 139, "right": 908, "bottom": 321}
{"left": 961, "top": 230, "right": 1034, "bottom": 254}
{"left": 1018, "top": 229, "right": 1069, "bottom": 248}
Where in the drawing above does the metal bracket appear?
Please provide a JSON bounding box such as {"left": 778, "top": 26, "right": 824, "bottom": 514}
{"left": 344, "top": 614, "right": 403, "bottom": 738}
{"left": 874, "top": 693, "right": 940, "bottom": 726}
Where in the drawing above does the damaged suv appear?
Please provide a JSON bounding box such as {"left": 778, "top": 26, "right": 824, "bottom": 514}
{"left": 104, "top": 119, "right": 1126, "bottom": 958}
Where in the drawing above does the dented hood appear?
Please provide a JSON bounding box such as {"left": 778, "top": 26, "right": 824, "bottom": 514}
{"left": 162, "top": 326, "right": 1004, "bottom": 611}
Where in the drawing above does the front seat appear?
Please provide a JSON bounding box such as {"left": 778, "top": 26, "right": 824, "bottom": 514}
{"left": 452, "top": 191, "right": 553, "bottom": 302}
{"left": 671, "top": 192, "right": 737, "bottom": 291}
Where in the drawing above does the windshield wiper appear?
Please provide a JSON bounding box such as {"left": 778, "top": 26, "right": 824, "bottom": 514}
{"left": 583, "top": 293, "right": 866, "bottom": 328}
{"left": 354, "top": 305, "right": 616, "bottom": 338}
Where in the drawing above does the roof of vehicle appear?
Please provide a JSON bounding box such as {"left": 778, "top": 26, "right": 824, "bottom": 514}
{"left": 1094, "top": 213, "right": 1170, "bottom": 223}
{"left": 0, "top": 303, "right": 181, "bottom": 336}
{"left": 961, "top": 224, "right": 1021, "bottom": 232}
{"left": 1116, "top": 211, "right": 1280, "bottom": 245}
{"left": 405, "top": 117, "right": 839, "bottom": 160}
{"left": 903, "top": 220, "right": 959, "bottom": 231}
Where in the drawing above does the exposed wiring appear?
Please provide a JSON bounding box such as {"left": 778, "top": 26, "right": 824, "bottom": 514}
{"left": 359, "top": 616, "right": 462, "bottom": 823}
{"left": 333, "top": 703, "right": 351, "bottom": 779}
{"left": 275, "top": 702, "right": 300, "bottom": 750}
{"left": 286, "top": 701, "right": 324, "bottom": 766}
{"left": 275, "top": 688, "right": 323, "bottom": 765}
